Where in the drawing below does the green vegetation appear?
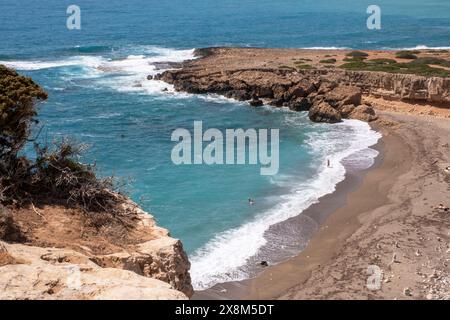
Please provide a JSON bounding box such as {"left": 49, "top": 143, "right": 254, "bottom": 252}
{"left": 319, "top": 58, "right": 337, "bottom": 64}
{"left": 0, "top": 65, "right": 122, "bottom": 212}
{"left": 294, "top": 63, "right": 314, "bottom": 70}
{"left": 346, "top": 51, "right": 369, "bottom": 58}
{"left": 340, "top": 57, "right": 450, "bottom": 77}
{"left": 369, "top": 58, "right": 398, "bottom": 64}
{"left": 0, "top": 65, "right": 47, "bottom": 158}
{"left": 296, "top": 58, "right": 312, "bottom": 62}
{"left": 427, "top": 49, "right": 448, "bottom": 54}
{"left": 395, "top": 51, "right": 418, "bottom": 59}
{"left": 410, "top": 57, "right": 450, "bottom": 67}
{"left": 343, "top": 57, "right": 365, "bottom": 62}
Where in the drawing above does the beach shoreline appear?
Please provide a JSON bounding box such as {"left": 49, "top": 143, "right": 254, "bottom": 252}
{"left": 154, "top": 47, "right": 450, "bottom": 300}
{"left": 193, "top": 123, "right": 384, "bottom": 300}
{"left": 194, "top": 110, "right": 450, "bottom": 300}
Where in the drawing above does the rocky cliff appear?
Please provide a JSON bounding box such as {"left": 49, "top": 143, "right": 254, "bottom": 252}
{"left": 299, "top": 69, "right": 450, "bottom": 104}
{"left": 0, "top": 200, "right": 193, "bottom": 300}
{"left": 154, "top": 47, "right": 450, "bottom": 122}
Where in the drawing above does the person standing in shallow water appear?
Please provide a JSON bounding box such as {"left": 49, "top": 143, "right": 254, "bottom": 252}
{"left": 327, "top": 159, "right": 331, "bottom": 168}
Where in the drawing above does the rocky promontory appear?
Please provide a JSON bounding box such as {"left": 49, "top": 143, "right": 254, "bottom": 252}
{"left": 154, "top": 47, "right": 450, "bottom": 122}
{"left": 0, "top": 199, "right": 193, "bottom": 300}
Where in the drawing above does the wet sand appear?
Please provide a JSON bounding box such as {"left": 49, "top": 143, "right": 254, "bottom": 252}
{"left": 195, "top": 111, "right": 450, "bottom": 300}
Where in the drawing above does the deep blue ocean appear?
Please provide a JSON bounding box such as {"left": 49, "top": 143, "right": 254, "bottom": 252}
{"left": 1, "top": 0, "right": 448, "bottom": 289}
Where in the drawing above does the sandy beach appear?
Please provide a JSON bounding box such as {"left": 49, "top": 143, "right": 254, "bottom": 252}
{"left": 194, "top": 109, "right": 450, "bottom": 300}
{"left": 159, "top": 47, "right": 450, "bottom": 300}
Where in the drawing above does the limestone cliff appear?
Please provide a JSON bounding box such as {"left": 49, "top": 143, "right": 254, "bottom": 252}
{"left": 154, "top": 47, "right": 450, "bottom": 123}
{"left": 0, "top": 200, "right": 193, "bottom": 300}
{"left": 296, "top": 69, "right": 450, "bottom": 105}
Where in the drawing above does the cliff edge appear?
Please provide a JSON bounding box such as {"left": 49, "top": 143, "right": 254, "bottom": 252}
{"left": 0, "top": 199, "right": 193, "bottom": 300}
{"left": 154, "top": 47, "right": 450, "bottom": 122}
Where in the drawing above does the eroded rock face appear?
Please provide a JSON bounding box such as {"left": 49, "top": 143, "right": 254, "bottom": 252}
{"left": 0, "top": 200, "right": 193, "bottom": 300}
{"left": 154, "top": 48, "right": 450, "bottom": 123}
{"left": 308, "top": 102, "right": 342, "bottom": 123}
{"left": 328, "top": 70, "right": 450, "bottom": 104}
{"left": 338, "top": 104, "right": 356, "bottom": 118}
{"left": 0, "top": 241, "right": 188, "bottom": 300}
{"left": 91, "top": 237, "right": 193, "bottom": 298}
{"left": 324, "top": 85, "right": 362, "bottom": 108}
{"left": 154, "top": 66, "right": 372, "bottom": 124}
{"left": 350, "top": 105, "right": 378, "bottom": 122}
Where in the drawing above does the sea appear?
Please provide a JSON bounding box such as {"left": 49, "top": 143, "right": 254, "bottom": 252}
{"left": 1, "top": 0, "right": 449, "bottom": 289}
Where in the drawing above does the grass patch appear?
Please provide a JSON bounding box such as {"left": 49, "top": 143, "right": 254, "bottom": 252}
{"left": 346, "top": 51, "right": 369, "bottom": 58}
{"left": 410, "top": 57, "right": 450, "bottom": 67}
{"left": 294, "top": 63, "right": 314, "bottom": 70}
{"left": 395, "top": 51, "right": 418, "bottom": 59}
{"left": 369, "top": 58, "right": 398, "bottom": 64}
{"left": 340, "top": 57, "right": 450, "bottom": 77}
{"left": 343, "top": 56, "right": 366, "bottom": 62}
{"left": 427, "top": 49, "right": 448, "bottom": 54}
{"left": 319, "top": 58, "right": 337, "bottom": 64}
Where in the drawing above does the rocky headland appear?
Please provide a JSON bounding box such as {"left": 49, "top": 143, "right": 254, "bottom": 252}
{"left": 154, "top": 47, "right": 450, "bottom": 122}
{"left": 154, "top": 48, "right": 450, "bottom": 300}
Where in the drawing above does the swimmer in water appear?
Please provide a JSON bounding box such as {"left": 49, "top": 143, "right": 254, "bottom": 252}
{"left": 248, "top": 198, "right": 255, "bottom": 205}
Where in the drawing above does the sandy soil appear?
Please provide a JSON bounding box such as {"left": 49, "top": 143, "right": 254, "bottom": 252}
{"left": 364, "top": 96, "right": 450, "bottom": 119}
{"left": 194, "top": 111, "right": 450, "bottom": 300}
{"left": 4, "top": 202, "right": 160, "bottom": 255}
{"left": 180, "top": 48, "right": 450, "bottom": 300}
{"left": 243, "top": 112, "right": 450, "bottom": 300}
{"left": 191, "top": 47, "right": 450, "bottom": 72}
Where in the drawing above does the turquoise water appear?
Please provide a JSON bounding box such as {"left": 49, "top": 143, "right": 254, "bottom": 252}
{"left": 1, "top": 0, "right": 448, "bottom": 289}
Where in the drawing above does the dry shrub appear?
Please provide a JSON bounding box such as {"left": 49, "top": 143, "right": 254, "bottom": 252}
{"left": 0, "top": 205, "right": 24, "bottom": 242}
{"left": 0, "top": 65, "right": 125, "bottom": 214}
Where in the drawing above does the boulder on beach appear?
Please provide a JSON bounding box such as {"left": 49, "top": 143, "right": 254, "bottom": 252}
{"left": 325, "top": 85, "right": 362, "bottom": 107}
{"left": 338, "top": 104, "right": 356, "bottom": 118}
{"left": 350, "top": 105, "right": 378, "bottom": 122}
{"left": 308, "top": 102, "right": 342, "bottom": 123}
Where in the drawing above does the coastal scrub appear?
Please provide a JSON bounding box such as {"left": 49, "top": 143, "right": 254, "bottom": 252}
{"left": 0, "top": 65, "right": 122, "bottom": 212}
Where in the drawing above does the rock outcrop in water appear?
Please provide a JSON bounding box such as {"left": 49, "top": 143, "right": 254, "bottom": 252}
{"left": 155, "top": 67, "right": 375, "bottom": 123}
{"left": 154, "top": 47, "right": 450, "bottom": 123}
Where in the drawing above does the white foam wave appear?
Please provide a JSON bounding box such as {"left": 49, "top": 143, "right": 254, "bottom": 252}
{"left": 0, "top": 56, "right": 104, "bottom": 71}
{"left": 386, "top": 45, "right": 450, "bottom": 50}
{"left": 302, "top": 46, "right": 350, "bottom": 50}
{"left": 0, "top": 60, "right": 76, "bottom": 70}
{"left": 90, "top": 48, "right": 195, "bottom": 94}
{"left": 1, "top": 47, "right": 196, "bottom": 96}
{"left": 190, "top": 119, "right": 381, "bottom": 290}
